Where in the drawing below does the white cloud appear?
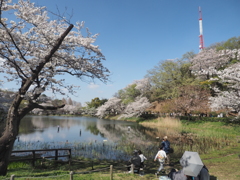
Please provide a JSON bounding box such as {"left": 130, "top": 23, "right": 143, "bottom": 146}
{"left": 88, "top": 83, "right": 99, "bottom": 89}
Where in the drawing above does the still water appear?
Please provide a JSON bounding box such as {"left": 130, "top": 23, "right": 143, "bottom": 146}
{"left": 17, "top": 115, "right": 149, "bottom": 143}
{"left": 13, "top": 116, "right": 159, "bottom": 160}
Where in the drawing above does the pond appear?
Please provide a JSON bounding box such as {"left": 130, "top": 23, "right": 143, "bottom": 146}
{"left": 13, "top": 116, "right": 161, "bottom": 161}
{"left": 13, "top": 116, "right": 225, "bottom": 161}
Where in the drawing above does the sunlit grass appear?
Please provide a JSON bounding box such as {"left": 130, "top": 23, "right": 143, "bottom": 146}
{"left": 140, "top": 117, "right": 182, "bottom": 142}
{"left": 141, "top": 117, "right": 182, "bottom": 130}
{"left": 140, "top": 117, "right": 239, "bottom": 155}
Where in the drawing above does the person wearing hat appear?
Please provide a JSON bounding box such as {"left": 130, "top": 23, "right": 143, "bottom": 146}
{"left": 126, "top": 149, "right": 141, "bottom": 172}
{"left": 161, "top": 136, "right": 171, "bottom": 164}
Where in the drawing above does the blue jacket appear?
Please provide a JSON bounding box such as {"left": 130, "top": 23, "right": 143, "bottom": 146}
{"left": 161, "top": 140, "right": 170, "bottom": 154}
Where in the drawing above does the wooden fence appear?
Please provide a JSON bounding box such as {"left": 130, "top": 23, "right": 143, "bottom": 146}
{"left": 10, "top": 148, "right": 71, "bottom": 166}
{"left": 8, "top": 163, "right": 219, "bottom": 180}
{"left": 9, "top": 164, "right": 137, "bottom": 180}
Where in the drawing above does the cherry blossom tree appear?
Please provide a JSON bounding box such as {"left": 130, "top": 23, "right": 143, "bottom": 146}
{"left": 118, "top": 96, "right": 151, "bottom": 119}
{"left": 190, "top": 47, "right": 240, "bottom": 115}
{"left": 31, "top": 103, "right": 82, "bottom": 115}
{"left": 0, "top": 0, "right": 109, "bottom": 175}
{"left": 190, "top": 48, "right": 240, "bottom": 79}
{"left": 97, "top": 79, "right": 151, "bottom": 119}
{"left": 96, "top": 97, "right": 123, "bottom": 118}
{"left": 209, "top": 63, "right": 240, "bottom": 115}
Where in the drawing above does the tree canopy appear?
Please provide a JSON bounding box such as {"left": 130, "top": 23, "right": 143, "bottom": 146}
{"left": 145, "top": 58, "right": 197, "bottom": 101}
{"left": 86, "top": 97, "right": 108, "bottom": 109}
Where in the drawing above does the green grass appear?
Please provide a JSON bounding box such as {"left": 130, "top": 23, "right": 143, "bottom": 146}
{"left": 200, "top": 143, "right": 240, "bottom": 180}
{"left": 181, "top": 121, "right": 239, "bottom": 136}
{"left": 176, "top": 120, "right": 240, "bottom": 180}
{"left": 2, "top": 158, "right": 162, "bottom": 180}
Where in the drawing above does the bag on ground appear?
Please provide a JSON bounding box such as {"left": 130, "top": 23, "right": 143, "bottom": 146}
{"left": 159, "top": 176, "right": 171, "bottom": 180}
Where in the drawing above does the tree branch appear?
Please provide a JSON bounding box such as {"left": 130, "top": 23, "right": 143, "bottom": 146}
{"left": 18, "top": 103, "right": 65, "bottom": 120}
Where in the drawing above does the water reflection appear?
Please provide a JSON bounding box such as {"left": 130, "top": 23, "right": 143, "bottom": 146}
{"left": 15, "top": 116, "right": 228, "bottom": 161}
{"left": 17, "top": 115, "right": 156, "bottom": 144}
{"left": 14, "top": 116, "right": 160, "bottom": 161}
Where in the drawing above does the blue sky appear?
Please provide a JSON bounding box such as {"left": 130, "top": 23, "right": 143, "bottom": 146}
{"left": 3, "top": 0, "right": 240, "bottom": 105}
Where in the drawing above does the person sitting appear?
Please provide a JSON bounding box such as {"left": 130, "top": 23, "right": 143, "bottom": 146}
{"left": 127, "top": 149, "right": 141, "bottom": 173}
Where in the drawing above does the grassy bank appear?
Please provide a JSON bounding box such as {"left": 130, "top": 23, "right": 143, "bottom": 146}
{"left": 141, "top": 117, "right": 240, "bottom": 179}
{"left": 1, "top": 117, "right": 240, "bottom": 180}
{"left": 185, "top": 121, "right": 240, "bottom": 180}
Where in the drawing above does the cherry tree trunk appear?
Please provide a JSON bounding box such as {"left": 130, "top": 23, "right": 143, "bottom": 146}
{"left": 0, "top": 136, "right": 15, "bottom": 176}
{"left": 0, "top": 109, "right": 19, "bottom": 176}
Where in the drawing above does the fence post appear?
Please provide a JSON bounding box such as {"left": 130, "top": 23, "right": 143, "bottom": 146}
{"left": 131, "top": 164, "right": 134, "bottom": 174}
{"left": 70, "top": 171, "right": 73, "bottom": 180}
{"left": 68, "top": 149, "right": 71, "bottom": 165}
{"left": 32, "top": 150, "right": 35, "bottom": 166}
{"left": 110, "top": 165, "right": 113, "bottom": 180}
{"left": 55, "top": 150, "right": 58, "bottom": 160}
{"left": 10, "top": 175, "right": 15, "bottom": 180}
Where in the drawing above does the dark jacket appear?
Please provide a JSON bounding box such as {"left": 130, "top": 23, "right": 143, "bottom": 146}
{"left": 199, "top": 166, "right": 210, "bottom": 180}
{"left": 130, "top": 154, "right": 141, "bottom": 168}
{"left": 161, "top": 140, "right": 170, "bottom": 154}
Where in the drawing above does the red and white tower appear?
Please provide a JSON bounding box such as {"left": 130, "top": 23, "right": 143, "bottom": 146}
{"left": 198, "top": 6, "right": 204, "bottom": 51}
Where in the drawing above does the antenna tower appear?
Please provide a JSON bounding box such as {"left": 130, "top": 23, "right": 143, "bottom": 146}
{"left": 198, "top": 6, "right": 204, "bottom": 51}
